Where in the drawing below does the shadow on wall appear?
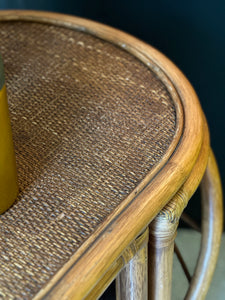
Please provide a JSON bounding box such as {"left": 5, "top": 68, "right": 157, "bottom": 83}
{"left": 1, "top": 0, "right": 225, "bottom": 218}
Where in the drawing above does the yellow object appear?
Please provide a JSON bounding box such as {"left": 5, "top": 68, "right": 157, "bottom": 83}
{"left": 0, "top": 58, "right": 18, "bottom": 213}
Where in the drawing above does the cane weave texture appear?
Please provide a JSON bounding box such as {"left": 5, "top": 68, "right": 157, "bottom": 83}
{"left": 0, "top": 20, "right": 176, "bottom": 299}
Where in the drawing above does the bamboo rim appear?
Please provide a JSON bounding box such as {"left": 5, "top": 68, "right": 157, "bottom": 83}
{"left": 0, "top": 11, "right": 209, "bottom": 299}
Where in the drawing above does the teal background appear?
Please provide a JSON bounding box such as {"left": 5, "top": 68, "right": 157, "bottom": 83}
{"left": 0, "top": 1, "right": 224, "bottom": 223}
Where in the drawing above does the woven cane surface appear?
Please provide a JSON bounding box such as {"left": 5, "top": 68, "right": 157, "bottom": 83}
{"left": 0, "top": 21, "right": 176, "bottom": 299}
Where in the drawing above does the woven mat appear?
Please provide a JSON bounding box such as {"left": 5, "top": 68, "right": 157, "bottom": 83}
{"left": 0, "top": 21, "right": 176, "bottom": 299}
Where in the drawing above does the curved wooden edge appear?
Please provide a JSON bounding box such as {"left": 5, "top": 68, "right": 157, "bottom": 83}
{"left": 0, "top": 11, "right": 208, "bottom": 299}
{"left": 185, "top": 150, "right": 223, "bottom": 300}
{"left": 157, "top": 116, "right": 210, "bottom": 223}
{"left": 147, "top": 119, "right": 209, "bottom": 300}
{"left": 87, "top": 120, "right": 210, "bottom": 300}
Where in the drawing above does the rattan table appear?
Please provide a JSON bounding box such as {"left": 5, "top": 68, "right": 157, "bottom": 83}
{"left": 0, "top": 11, "right": 223, "bottom": 300}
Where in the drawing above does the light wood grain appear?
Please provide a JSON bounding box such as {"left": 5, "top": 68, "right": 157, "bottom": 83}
{"left": 156, "top": 116, "right": 210, "bottom": 224}
{"left": 148, "top": 217, "right": 178, "bottom": 300}
{"left": 148, "top": 118, "right": 209, "bottom": 300}
{"left": 86, "top": 228, "right": 149, "bottom": 299}
{"left": 116, "top": 242, "right": 148, "bottom": 300}
{"left": 0, "top": 11, "right": 210, "bottom": 299}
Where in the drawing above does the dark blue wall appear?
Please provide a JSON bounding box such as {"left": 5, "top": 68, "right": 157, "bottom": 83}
{"left": 1, "top": 1, "right": 225, "bottom": 220}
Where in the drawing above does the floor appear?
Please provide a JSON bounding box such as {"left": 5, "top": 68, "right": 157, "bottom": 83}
{"left": 100, "top": 230, "right": 225, "bottom": 299}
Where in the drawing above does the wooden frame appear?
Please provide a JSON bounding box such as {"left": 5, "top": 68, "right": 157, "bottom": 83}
{"left": 0, "top": 11, "right": 216, "bottom": 299}
{"left": 185, "top": 150, "right": 223, "bottom": 299}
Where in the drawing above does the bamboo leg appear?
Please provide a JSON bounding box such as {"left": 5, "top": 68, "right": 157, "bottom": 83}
{"left": 148, "top": 216, "right": 179, "bottom": 300}
{"left": 116, "top": 243, "right": 148, "bottom": 300}
{"left": 87, "top": 228, "right": 149, "bottom": 299}
{"left": 185, "top": 149, "right": 223, "bottom": 299}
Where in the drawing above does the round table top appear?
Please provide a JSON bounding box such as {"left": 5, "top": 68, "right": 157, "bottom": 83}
{"left": 0, "top": 11, "right": 208, "bottom": 299}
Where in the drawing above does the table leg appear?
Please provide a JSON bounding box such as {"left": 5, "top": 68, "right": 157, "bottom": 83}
{"left": 185, "top": 149, "right": 223, "bottom": 299}
{"left": 116, "top": 242, "right": 148, "bottom": 300}
{"left": 148, "top": 215, "right": 179, "bottom": 300}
